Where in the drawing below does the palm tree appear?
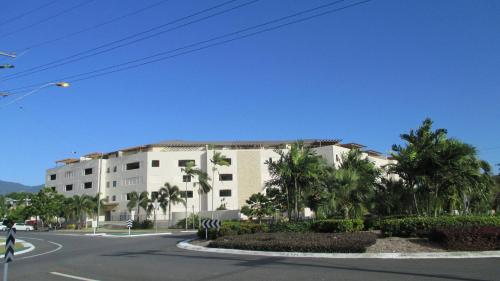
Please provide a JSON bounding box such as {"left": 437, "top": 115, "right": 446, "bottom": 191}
{"left": 210, "top": 151, "right": 230, "bottom": 217}
{"left": 160, "top": 183, "right": 185, "bottom": 227}
{"left": 127, "top": 191, "right": 149, "bottom": 221}
{"left": 71, "top": 195, "right": 94, "bottom": 229}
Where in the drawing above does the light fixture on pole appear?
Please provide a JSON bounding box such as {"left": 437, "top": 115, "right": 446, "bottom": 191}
{"left": 0, "top": 51, "right": 16, "bottom": 58}
{"left": 0, "top": 81, "right": 70, "bottom": 109}
{"left": 0, "top": 64, "right": 14, "bottom": 69}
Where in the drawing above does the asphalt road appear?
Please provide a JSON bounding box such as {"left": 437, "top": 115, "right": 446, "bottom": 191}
{"left": 1, "top": 232, "right": 499, "bottom": 281}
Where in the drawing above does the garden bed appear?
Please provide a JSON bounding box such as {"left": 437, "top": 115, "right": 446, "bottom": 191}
{"left": 208, "top": 232, "right": 377, "bottom": 253}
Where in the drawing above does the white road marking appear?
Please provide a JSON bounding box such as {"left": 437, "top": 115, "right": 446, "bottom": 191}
{"left": 16, "top": 240, "right": 63, "bottom": 260}
{"left": 50, "top": 272, "right": 100, "bottom": 281}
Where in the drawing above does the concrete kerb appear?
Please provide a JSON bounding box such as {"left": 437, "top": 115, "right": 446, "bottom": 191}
{"left": 0, "top": 239, "right": 36, "bottom": 257}
{"left": 177, "top": 239, "right": 500, "bottom": 259}
{"left": 85, "top": 232, "right": 172, "bottom": 238}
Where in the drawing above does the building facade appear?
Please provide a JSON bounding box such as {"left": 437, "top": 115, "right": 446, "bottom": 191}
{"left": 45, "top": 140, "right": 394, "bottom": 222}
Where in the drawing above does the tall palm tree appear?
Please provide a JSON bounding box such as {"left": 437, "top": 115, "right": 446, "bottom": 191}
{"left": 127, "top": 191, "right": 149, "bottom": 221}
{"left": 160, "top": 183, "right": 185, "bottom": 227}
{"left": 181, "top": 162, "right": 210, "bottom": 228}
{"left": 72, "top": 195, "right": 94, "bottom": 229}
{"left": 210, "top": 151, "right": 230, "bottom": 217}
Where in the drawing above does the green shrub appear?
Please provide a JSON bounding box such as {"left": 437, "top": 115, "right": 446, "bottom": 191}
{"left": 381, "top": 216, "right": 500, "bottom": 237}
{"left": 209, "top": 232, "right": 377, "bottom": 253}
{"left": 66, "top": 224, "right": 76, "bottom": 230}
{"left": 197, "top": 221, "right": 269, "bottom": 240}
{"left": 269, "top": 221, "right": 312, "bottom": 233}
{"left": 429, "top": 226, "right": 500, "bottom": 251}
{"left": 311, "top": 219, "right": 364, "bottom": 233}
{"left": 176, "top": 214, "right": 200, "bottom": 229}
{"left": 132, "top": 220, "right": 153, "bottom": 229}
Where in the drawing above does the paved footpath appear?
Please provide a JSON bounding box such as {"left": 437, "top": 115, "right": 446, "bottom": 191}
{"left": 1, "top": 232, "right": 499, "bottom": 281}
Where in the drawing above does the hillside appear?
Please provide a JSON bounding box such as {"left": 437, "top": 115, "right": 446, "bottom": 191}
{"left": 0, "top": 180, "right": 43, "bottom": 194}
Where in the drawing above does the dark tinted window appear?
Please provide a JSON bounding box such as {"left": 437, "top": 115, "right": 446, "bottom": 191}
{"left": 219, "top": 174, "right": 233, "bottom": 181}
{"left": 126, "top": 162, "right": 140, "bottom": 170}
{"left": 183, "top": 175, "right": 191, "bottom": 182}
{"left": 222, "top": 158, "right": 232, "bottom": 165}
{"left": 84, "top": 182, "right": 93, "bottom": 189}
{"left": 50, "top": 174, "right": 56, "bottom": 180}
{"left": 65, "top": 184, "right": 73, "bottom": 191}
{"left": 178, "top": 160, "right": 195, "bottom": 167}
{"left": 152, "top": 160, "right": 160, "bottom": 167}
{"left": 180, "top": 191, "right": 193, "bottom": 198}
{"left": 219, "top": 189, "right": 232, "bottom": 197}
{"left": 84, "top": 168, "right": 93, "bottom": 175}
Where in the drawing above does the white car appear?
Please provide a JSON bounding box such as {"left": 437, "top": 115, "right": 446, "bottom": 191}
{"left": 0, "top": 225, "right": 6, "bottom": 231}
{"left": 13, "top": 223, "right": 33, "bottom": 231}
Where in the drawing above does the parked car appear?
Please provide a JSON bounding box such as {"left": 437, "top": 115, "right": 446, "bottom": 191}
{"left": 13, "top": 223, "right": 34, "bottom": 231}
{"left": 0, "top": 225, "right": 6, "bottom": 231}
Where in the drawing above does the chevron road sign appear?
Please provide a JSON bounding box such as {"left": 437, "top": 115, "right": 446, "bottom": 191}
{"left": 127, "top": 219, "right": 133, "bottom": 236}
{"left": 4, "top": 228, "right": 15, "bottom": 263}
{"left": 201, "top": 219, "right": 221, "bottom": 240}
{"left": 4, "top": 228, "right": 15, "bottom": 281}
{"left": 202, "top": 219, "right": 221, "bottom": 229}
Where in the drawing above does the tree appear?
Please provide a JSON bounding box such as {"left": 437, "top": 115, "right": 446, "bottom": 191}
{"left": 160, "top": 183, "right": 185, "bottom": 227}
{"left": 28, "top": 187, "right": 65, "bottom": 227}
{"left": 181, "top": 161, "right": 210, "bottom": 229}
{"left": 266, "top": 142, "right": 326, "bottom": 221}
{"left": 210, "top": 151, "right": 230, "bottom": 216}
{"left": 71, "top": 194, "right": 94, "bottom": 229}
{"left": 126, "top": 191, "right": 149, "bottom": 221}
{"left": 241, "top": 193, "right": 272, "bottom": 224}
{"left": 389, "top": 118, "right": 494, "bottom": 216}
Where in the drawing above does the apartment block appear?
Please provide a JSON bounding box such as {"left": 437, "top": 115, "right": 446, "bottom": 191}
{"left": 45, "top": 140, "right": 394, "bottom": 222}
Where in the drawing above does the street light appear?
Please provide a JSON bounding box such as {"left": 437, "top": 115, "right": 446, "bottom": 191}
{"left": 0, "top": 64, "right": 14, "bottom": 69}
{"left": 0, "top": 51, "right": 16, "bottom": 58}
{"left": 0, "top": 81, "right": 70, "bottom": 109}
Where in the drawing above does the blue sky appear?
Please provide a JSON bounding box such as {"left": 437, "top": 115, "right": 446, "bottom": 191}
{"left": 1, "top": 0, "right": 499, "bottom": 185}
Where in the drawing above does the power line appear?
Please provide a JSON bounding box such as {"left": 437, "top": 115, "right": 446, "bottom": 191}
{"left": 0, "top": 0, "right": 251, "bottom": 82}
{"left": 0, "top": 0, "right": 97, "bottom": 39}
{"left": 1, "top": 0, "right": 371, "bottom": 104}
{"left": 17, "top": 0, "right": 172, "bottom": 53}
{"left": 0, "top": 0, "right": 60, "bottom": 28}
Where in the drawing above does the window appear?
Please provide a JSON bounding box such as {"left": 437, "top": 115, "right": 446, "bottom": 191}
{"left": 151, "top": 160, "right": 160, "bottom": 167}
{"left": 151, "top": 191, "right": 158, "bottom": 199}
{"left": 219, "top": 174, "right": 233, "bottom": 181}
{"left": 113, "top": 166, "right": 117, "bottom": 172}
{"left": 84, "top": 182, "right": 93, "bottom": 189}
{"left": 50, "top": 174, "right": 56, "bottom": 180}
{"left": 179, "top": 191, "right": 193, "bottom": 198}
{"left": 124, "top": 177, "right": 143, "bottom": 186}
{"left": 126, "top": 193, "right": 132, "bottom": 200}
{"left": 182, "top": 175, "right": 191, "bottom": 182}
{"left": 268, "top": 157, "right": 273, "bottom": 164}
{"left": 112, "top": 195, "right": 116, "bottom": 201}
{"left": 84, "top": 168, "right": 93, "bottom": 175}
{"left": 178, "top": 160, "right": 195, "bottom": 167}
{"left": 106, "top": 167, "right": 110, "bottom": 173}
{"left": 126, "top": 162, "right": 140, "bottom": 170}
{"left": 65, "top": 184, "right": 73, "bottom": 191}
{"left": 219, "top": 189, "right": 232, "bottom": 197}
{"left": 113, "top": 181, "right": 117, "bottom": 187}
{"left": 106, "top": 182, "right": 110, "bottom": 188}
{"left": 335, "top": 154, "right": 341, "bottom": 163}
{"left": 222, "top": 158, "right": 232, "bottom": 165}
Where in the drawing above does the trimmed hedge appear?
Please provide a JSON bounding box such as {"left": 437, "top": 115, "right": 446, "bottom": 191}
{"left": 198, "top": 221, "right": 269, "bottom": 240}
{"left": 429, "top": 226, "right": 500, "bottom": 251}
{"left": 311, "top": 219, "right": 364, "bottom": 233}
{"left": 209, "top": 232, "right": 377, "bottom": 253}
{"left": 132, "top": 220, "right": 153, "bottom": 229}
{"left": 381, "top": 216, "right": 500, "bottom": 237}
{"left": 269, "top": 221, "right": 312, "bottom": 233}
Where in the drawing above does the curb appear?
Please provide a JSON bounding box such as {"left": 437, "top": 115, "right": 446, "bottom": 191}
{"left": 0, "top": 239, "right": 36, "bottom": 258}
{"left": 86, "top": 232, "right": 172, "bottom": 238}
{"left": 177, "top": 239, "right": 500, "bottom": 259}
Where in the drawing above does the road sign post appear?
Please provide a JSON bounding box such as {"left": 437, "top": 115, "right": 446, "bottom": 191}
{"left": 201, "top": 219, "right": 221, "bottom": 240}
{"left": 92, "top": 220, "right": 98, "bottom": 235}
{"left": 126, "top": 219, "right": 133, "bottom": 236}
{"left": 4, "top": 228, "right": 15, "bottom": 281}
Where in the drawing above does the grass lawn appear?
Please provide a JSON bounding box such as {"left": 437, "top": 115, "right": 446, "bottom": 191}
{"left": 0, "top": 240, "right": 28, "bottom": 255}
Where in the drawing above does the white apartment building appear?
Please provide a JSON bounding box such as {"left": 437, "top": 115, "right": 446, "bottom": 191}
{"left": 45, "top": 140, "right": 394, "bottom": 223}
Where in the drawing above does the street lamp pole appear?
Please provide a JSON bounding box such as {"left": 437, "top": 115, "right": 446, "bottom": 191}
{"left": 96, "top": 152, "right": 104, "bottom": 231}
{"left": 0, "top": 82, "right": 70, "bottom": 109}
{"left": 0, "top": 51, "right": 16, "bottom": 58}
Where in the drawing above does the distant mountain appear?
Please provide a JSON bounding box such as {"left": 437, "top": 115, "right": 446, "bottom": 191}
{"left": 0, "top": 180, "right": 43, "bottom": 195}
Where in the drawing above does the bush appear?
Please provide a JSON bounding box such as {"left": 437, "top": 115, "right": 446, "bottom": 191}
{"left": 269, "top": 221, "right": 312, "bottom": 233}
{"left": 209, "top": 232, "right": 377, "bottom": 253}
{"left": 381, "top": 216, "right": 500, "bottom": 237}
{"left": 197, "top": 221, "right": 269, "bottom": 240}
{"left": 429, "top": 226, "right": 500, "bottom": 251}
{"left": 132, "top": 220, "right": 153, "bottom": 229}
{"left": 311, "top": 219, "right": 364, "bottom": 233}
{"left": 176, "top": 214, "right": 200, "bottom": 229}
{"left": 66, "top": 224, "right": 76, "bottom": 230}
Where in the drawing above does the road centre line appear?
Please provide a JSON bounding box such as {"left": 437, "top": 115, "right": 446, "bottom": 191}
{"left": 50, "top": 272, "right": 101, "bottom": 281}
